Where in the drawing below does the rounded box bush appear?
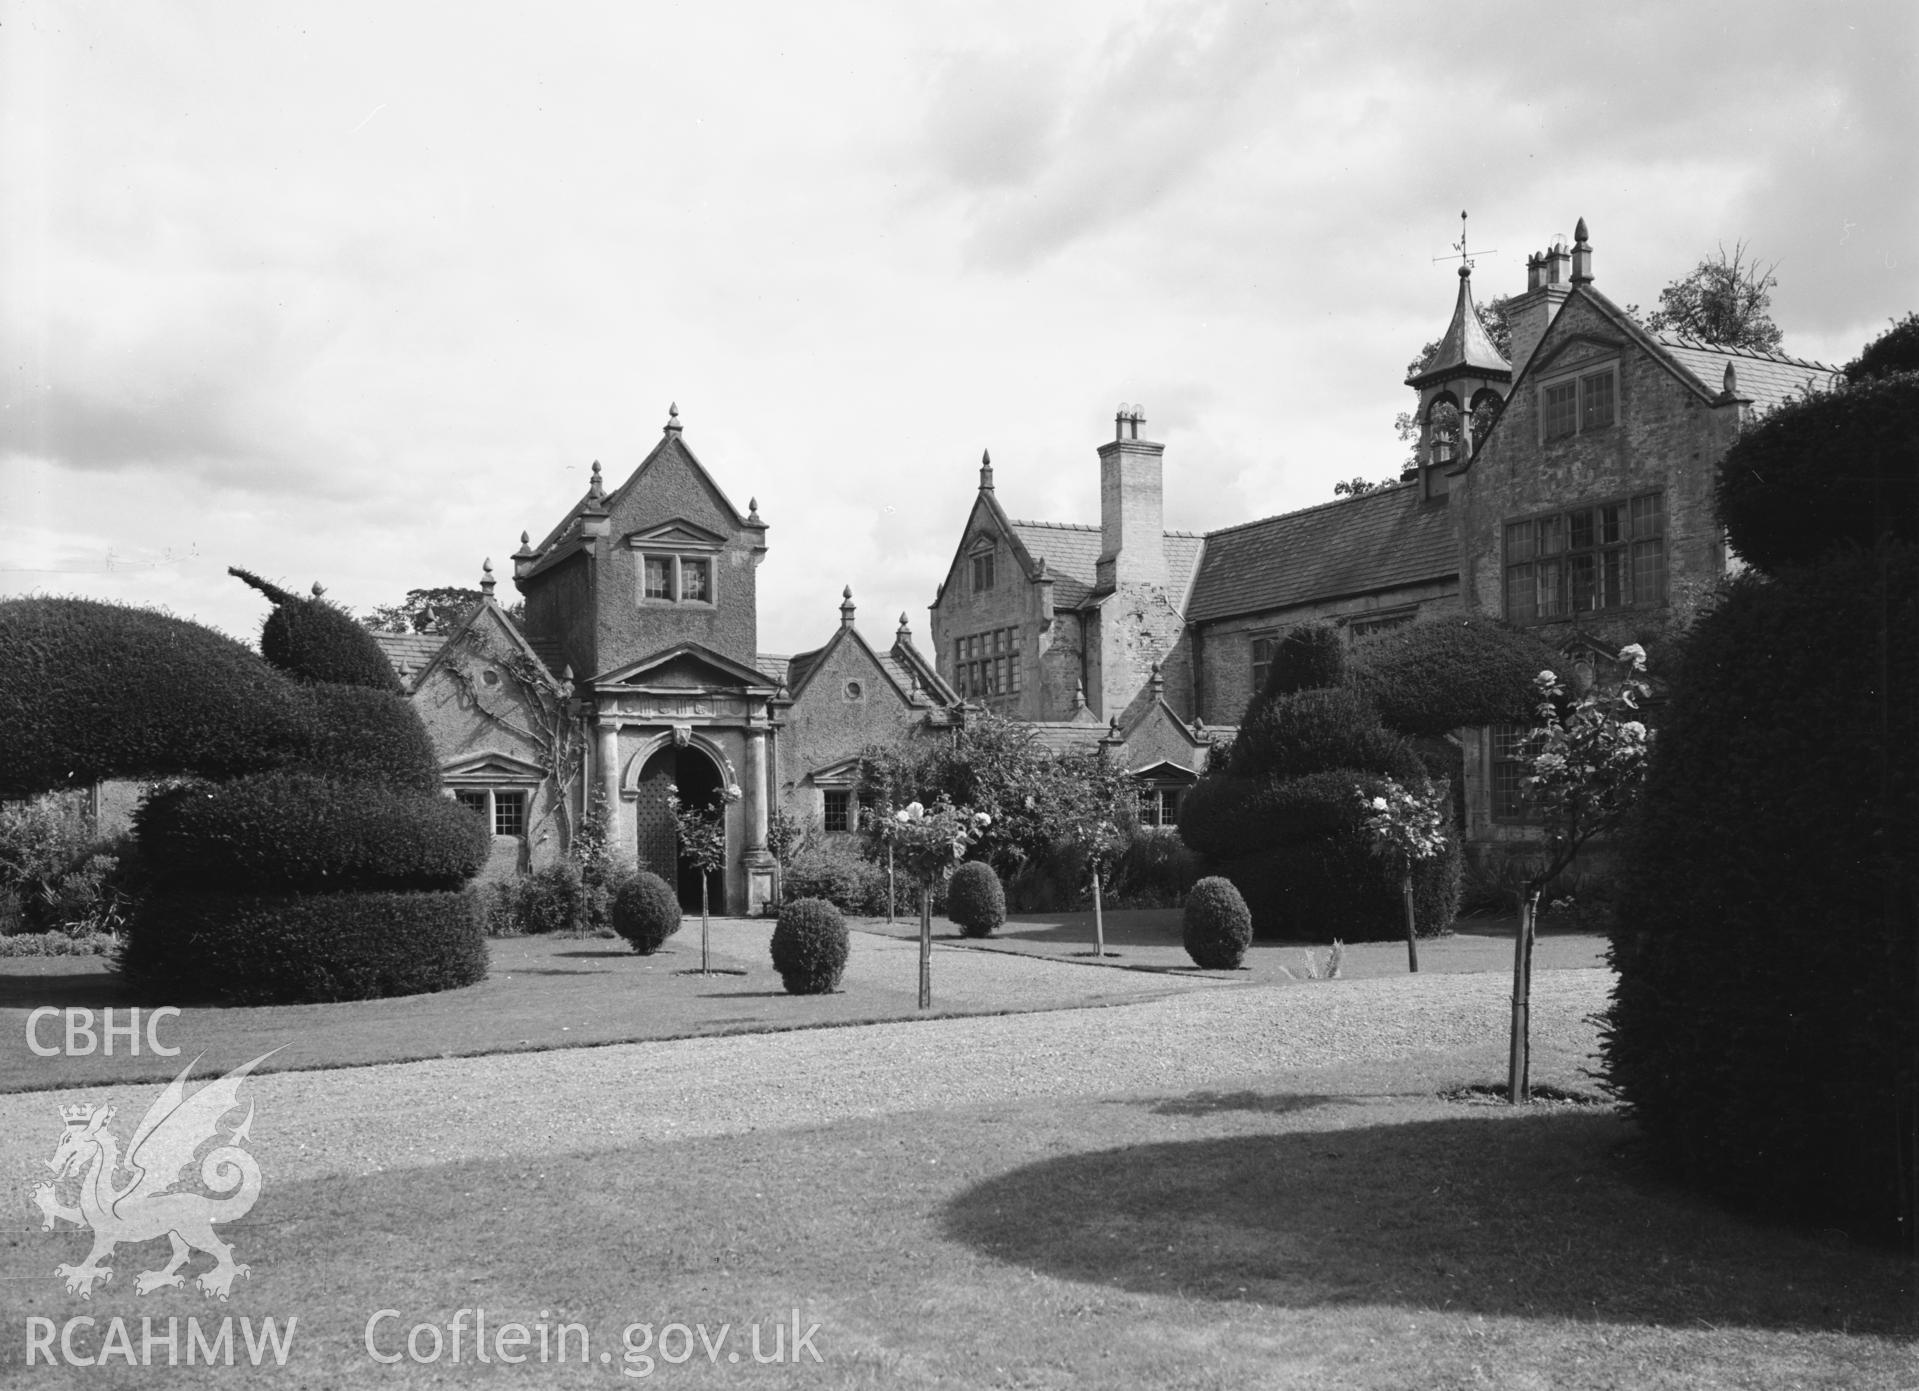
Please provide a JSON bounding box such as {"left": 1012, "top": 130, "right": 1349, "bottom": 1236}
{"left": 1183, "top": 876, "right": 1252, "bottom": 969}
{"left": 120, "top": 888, "right": 486, "bottom": 1005}
{"left": 611, "top": 870, "right": 681, "bottom": 954}
{"left": 947, "top": 860, "right": 1006, "bottom": 938}
{"left": 771, "top": 897, "right": 849, "bottom": 994}
{"left": 134, "top": 772, "right": 488, "bottom": 893}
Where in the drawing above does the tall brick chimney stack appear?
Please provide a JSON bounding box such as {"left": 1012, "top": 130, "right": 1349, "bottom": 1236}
{"left": 1507, "top": 220, "right": 1584, "bottom": 377}
{"left": 1095, "top": 405, "right": 1166, "bottom": 591}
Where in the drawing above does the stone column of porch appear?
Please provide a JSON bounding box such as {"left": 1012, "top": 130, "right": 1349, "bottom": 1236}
{"left": 595, "top": 717, "right": 633, "bottom": 867}
{"left": 742, "top": 725, "right": 777, "bottom": 914}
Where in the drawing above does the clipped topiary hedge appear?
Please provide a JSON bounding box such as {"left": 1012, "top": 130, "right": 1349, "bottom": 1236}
{"left": 231, "top": 568, "right": 403, "bottom": 692}
{"left": 771, "top": 897, "right": 849, "bottom": 994}
{"left": 1182, "top": 876, "right": 1251, "bottom": 969}
{"left": 1260, "top": 621, "right": 1347, "bottom": 702}
{"left": 1228, "top": 689, "right": 1428, "bottom": 787}
{"left": 1604, "top": 545, "right": 1917, "bottom": 1247}
{"left": 0, "top": 597, "right": 312, "bottom": 797}
{"left": 1215, "top": 833, "right": 1461, "bottom": 943}
{"left": 612, "top": 871, "right": 681, "bottom": 954}
{"left": 120, "top": 888, "right": 486, "bottom": 1005}
{"left": 296, "top": 683, "right": 441, "bottom": 791}
{"left": 1715, "top": 370, "right": 1919, "bottom": 574}
{"left": 1348, "top": 616, "right": 1560, "bottom": 738}
{"left": 1183, "top": 664, "right": 1457, "bottom": 940}
{"left": 134, "top": 773, "right": 488, "bottom": 893}
{"left": 947, "top": 860, "right": 1006, "bottom": 938}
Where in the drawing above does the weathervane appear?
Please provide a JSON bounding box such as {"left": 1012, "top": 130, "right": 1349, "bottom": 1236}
{"left": 1433, "top": 210, "right": 1495, "bottom": 272}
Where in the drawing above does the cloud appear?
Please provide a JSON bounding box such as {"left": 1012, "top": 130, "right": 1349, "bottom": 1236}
{"left": 918, "top": 0, "right": 1294, "bottom": 270}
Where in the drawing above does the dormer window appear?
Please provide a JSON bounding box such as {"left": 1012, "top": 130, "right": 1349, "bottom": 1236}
{"left": 1541, "top": 363, "right": 1618, "bottom": 442}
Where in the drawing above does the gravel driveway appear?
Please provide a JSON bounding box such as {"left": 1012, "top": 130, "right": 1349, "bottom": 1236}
{"left": 1, "top": 961, "right": 1611, "bottom": 1192}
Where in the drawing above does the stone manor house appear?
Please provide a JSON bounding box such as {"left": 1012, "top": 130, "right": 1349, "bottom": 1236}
{"left": 378, "top": 219, "right": 1837, "bottom": 910}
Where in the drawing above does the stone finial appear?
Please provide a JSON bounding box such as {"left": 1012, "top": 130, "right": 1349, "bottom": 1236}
{"left": 1108, "top": 715, "right": 1121, "bottom": 736}
{"left": 747, "top": 496, "right": 763, "bottom": 524}
{"left": 310, "top": 581, "right": 326, "bottom": 598}
{"left": 1073, "top": 680, "right": 1088, "bottom": 713}
{"left": 480, "top": 558, "right": 496, "bottom": 596}
{"left": 513, "top": 529, "right": 535, "bottom": 560}
{"left": 1571, "top": 217, "right": 1593, "bottom": 284}
{"left": 840, "top": 584, "right": 856, "bottom": 630}
{"left": 979, "top": 449, "right": 994, "bottom": 491}
{"left": 665, "top": 402, "right": 682, "bottom": 434}
{"left": 587, "top": 460, "right": 605, "bottom": 501}
{"left": 1149, "top": 659, "right": 1164, "bottom": 700}
{"left": 1723, "top": 362, "right": 1738, "bottom": 396}
{"left": 896, "top": 612, "right": 912, "bottom": 643}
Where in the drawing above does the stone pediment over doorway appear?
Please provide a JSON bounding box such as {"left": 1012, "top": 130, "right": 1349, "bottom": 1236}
{"left": 594, "top": 642, "right": 781, "bottom": 693}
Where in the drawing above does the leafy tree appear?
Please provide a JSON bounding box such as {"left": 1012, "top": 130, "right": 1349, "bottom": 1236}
{"left": 362, "top": 586, "right": 524, "bottom": 634}
{"left": 1333, "top": 476, "right": 1396, "bottom": 498}
{"left": 1644, "top": 242, "right": 1783, "bottom": 352}
{"left": 668, "top": 783, "right": 737, "bottom": 974}
{"left": 1506, "top": 650, "right": 1652, "bottom": 1101}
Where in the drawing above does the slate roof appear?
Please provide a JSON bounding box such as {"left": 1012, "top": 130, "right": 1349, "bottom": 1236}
{"left": 1007, "top": 520, "right": 1207, "bottom": 610}
{"left": 754, "top": 653, "right": 792, "bottom": 687}
{"left": 1651, "top": 334, "right": 1838, "bottom": 413}
{"left": 1409, "top": 268, "right": 1511, "bottom": 386}
{"left": 1186, "top": 482, "right": 1456, "bottom": 624}
{"left": 1026, "top": 720, "right": 1110, "bottom": 755}
{"left": 371, "top": 632, "right": 447, "bottom": 683}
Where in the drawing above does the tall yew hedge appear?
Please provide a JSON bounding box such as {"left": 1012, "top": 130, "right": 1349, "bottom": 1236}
{"left": 1604, "top": 320, "right": 1919, "bottom": 1247}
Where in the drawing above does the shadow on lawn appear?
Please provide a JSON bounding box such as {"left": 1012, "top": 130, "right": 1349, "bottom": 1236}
{"left": 944, "top": 1109, "right": 1915, "bottom": 1334}
{"left": 1138, "top": 1091, "right": 1346, "bottom": 1118}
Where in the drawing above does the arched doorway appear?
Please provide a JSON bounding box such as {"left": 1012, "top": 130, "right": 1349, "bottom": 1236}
{"left": 632, "top": 744, "right": 727, "bottom": 913}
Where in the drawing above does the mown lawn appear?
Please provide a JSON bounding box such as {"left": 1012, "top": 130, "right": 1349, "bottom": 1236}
{"left": 0, "top": 914, "right": 1224, "bottom": 1094}
{"left": 5, "top": 1051, "right": 1909, "bottom": 1388}
{"left": 1, "top": 911, "right": 1602, "bottom": 1095}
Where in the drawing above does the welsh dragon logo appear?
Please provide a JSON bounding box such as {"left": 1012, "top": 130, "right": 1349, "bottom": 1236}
{"left": 32, "top": 1052, "right": 275, "bottom": 1300}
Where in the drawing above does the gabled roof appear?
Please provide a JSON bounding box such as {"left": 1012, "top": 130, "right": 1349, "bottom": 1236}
{"left": 754, "top": 653, "right": 792, "bottom": 687}
{"left": 1650, "top": 333, "right": 1837, "bottom": 414}
{"left": 889, "top": 633, "right": 959, "bottom": 705}
{"left": 522, "top": 418, "right": 765, "bottom": 582}
{"left": 1408, "top": 267, "right": 1512, "bottom": 387}
{"left": 1006, "top": 519, "right": 1207, "bottom": 611}
{"left": 372, "top": 596, "right": 558, "bottom": 695}
{"left": 593, "top": 641, "right": 779, "bottom": 691}
{"left": 1514, "top": 284, "right": 1838, "bottom": 416}
{"left": 1187, "top": 483, "right": 1456, "bottom": 623}
{"left": 371, "top": 632, "right": 445, "bottom": 685}
{"left": 785, "top": 619, "right": 959, "bottom": 709}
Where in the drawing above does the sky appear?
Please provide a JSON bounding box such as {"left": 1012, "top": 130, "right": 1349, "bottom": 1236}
{"left": 3, "top": 0, "right": 1914, "bottom": 660}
